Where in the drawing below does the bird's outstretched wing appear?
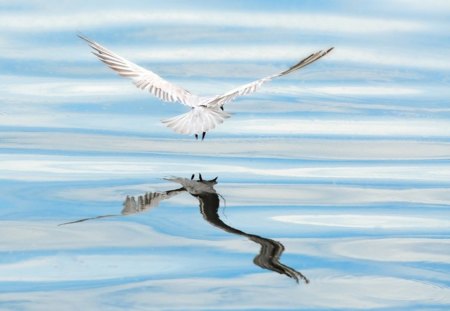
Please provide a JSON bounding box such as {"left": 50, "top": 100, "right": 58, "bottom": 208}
{"left": 121, "top": 188, "right": 185, "bottom": 215}
{"left": 58, "top": 187, "right": 185, "bottom": 226}
{"left": 79, "top": 34, "right": 198, "bottom": 107}
{"left": 207, "top": 47, "right": 334, "bottom": 108}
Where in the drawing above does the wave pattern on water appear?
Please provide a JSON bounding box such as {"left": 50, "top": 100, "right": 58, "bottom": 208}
{"left": 0, "top": 0, "right": 450, "bottom": 310}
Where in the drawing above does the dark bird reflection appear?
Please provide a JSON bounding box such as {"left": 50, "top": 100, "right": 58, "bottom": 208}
{"left": 60, "top": 174, "right": 308, "bottom": 284}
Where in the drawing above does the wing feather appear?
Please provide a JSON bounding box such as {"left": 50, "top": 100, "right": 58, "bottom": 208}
{"left": 122, "top": 188, "right": 185, "bottom": 215}
{"left": 79, "top": 34, "right": 198, "bottom": 107}
{"left": 207, "top": 47, "right": 334, "bottom": 107}
{"left": 162, "top": 106, "right": 230, "bottom": 135}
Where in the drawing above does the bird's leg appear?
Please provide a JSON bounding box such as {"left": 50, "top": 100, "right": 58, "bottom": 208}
{"left": 202, "top": 132, "right": 206, "bottom": 140}
{"left": 199, "top": 173, "right": 203, "bottom": 181}
{"left": 220, "top": 105, "right": 224, "bottom": 111}
{"left": 195, "top": 134, "right": 198, "bottom": 140}
{"left": 191, "top": 174, "right": 195, "bottom": 180}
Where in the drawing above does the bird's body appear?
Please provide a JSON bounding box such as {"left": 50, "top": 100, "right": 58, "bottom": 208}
{"left": 79, "top": 35, "right": 333, "bottom": 139}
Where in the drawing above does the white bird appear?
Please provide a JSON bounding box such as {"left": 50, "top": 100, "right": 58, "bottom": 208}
{"left": 79, "top": 35, "right": 333, "bottom": 140}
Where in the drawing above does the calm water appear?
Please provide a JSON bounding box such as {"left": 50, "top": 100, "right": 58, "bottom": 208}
{"left": 1, "top": 1, "right": 450, "bottom": 310}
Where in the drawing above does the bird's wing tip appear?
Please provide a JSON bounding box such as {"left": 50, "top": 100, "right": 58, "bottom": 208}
{"left": 77, "top": 33, "right": 94, "bottom": 45}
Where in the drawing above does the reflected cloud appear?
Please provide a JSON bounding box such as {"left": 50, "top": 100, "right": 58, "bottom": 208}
{"left": 2, "top": 272, "right": 449, "bottom": 310}
{"left": 0, "top": 10, "right": 425, "bottom": 34}
{"left": 3, "top": 133, "right": 450, "bottom": 162}
{"left": 273, "top": 214, "right": 450, "bottom": 229}
{"left": 60, "top": 174, "right": 308, "bottom": 283}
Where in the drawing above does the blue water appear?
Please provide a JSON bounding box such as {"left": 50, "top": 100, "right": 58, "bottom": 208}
{"left": 1, "top": 1, "right": 450, "bottom": 310}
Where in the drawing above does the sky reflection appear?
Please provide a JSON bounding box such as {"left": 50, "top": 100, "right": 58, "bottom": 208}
{"left": 1, "top": 0, "right": 450, "bottom": 310}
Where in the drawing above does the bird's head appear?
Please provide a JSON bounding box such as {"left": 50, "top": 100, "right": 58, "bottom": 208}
{"left": 192, "top": 173, "right": 218, "bottom": 185}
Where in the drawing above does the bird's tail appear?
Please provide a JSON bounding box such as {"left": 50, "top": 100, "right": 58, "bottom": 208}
{"left": 161, "top": 106, "right": 230, "bottom": 135}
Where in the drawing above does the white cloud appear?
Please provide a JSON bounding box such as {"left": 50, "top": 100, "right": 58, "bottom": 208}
{"left": 273, "top": 214, "right": 450, "bottom": 229}
{"left": 0, "top": 221, "right": 194, "bottom": 252}
{"left": 0, "top": 44, "right": 327, "bottom": 62}
{"left": 56, "top": 181, "right": 450, "bottom": 206}
{"left": 0, "top": 153, "right": 449, "bottom": 181}
{"left": 332, "top": 238, "right": 450, "bottom": 263}
{"left": 0, "top": 254, "right": 182, "bottom": 281}
{"left": 97, "top": 273, "right": 450, "bottom": 309}
{"left": 221, "top": 184, "right": 450, "bottom": 206}
{"left": 2, "top": 220, "right": 449, "bottom": 265}
{"left": 2, "top": 41, "right": 449, "bottom": 72}
{"left": 306, "top": 86, "right": 422, "bottom": 96}
{"left": 2, "top": 103, "right": 449, "bottom": 139}
{"left": 0, "top": 219, "right": 448, "bottom": 309}
{"left": 333, "top": 47, "right": 450, "bottom": 70}
{"left": 1, "top": 272, "right": 448, "bottom": 310}
{"left": 384, "top": 0, "right": 450, "bottom": 12}
{"left": 1, "top": 79, "right": 139, "bottom": 101}
{"left": 227, "top": 118, "right": 450, "bottom": 138}
{"left": 2, "top": 133, "right": 450, "bottom": 164}
{"left": 0, "top": 11, "right": 426, "bottom": 34}
{"left": 0, "top": 74, "right": 431, "bottom": 106}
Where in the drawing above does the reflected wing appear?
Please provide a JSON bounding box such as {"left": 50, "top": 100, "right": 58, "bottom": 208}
{"left": 207, "top": 47, "right": 334, "bottom": 108}
{"left": 122, "top": 188, "right": 185, "bottom": 215}
{"left": 58, "top": 214, "right": 120, "bottom": 226}
{"left": 79, "top": 35, "right": 198, "bottom": 107}
{"left": 59, "top": 187, "right": 185, "bottom": 226}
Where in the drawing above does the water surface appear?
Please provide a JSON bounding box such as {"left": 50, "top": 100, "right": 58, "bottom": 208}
{"left": 1, "top": 0, "right": 450, "bottom": 310}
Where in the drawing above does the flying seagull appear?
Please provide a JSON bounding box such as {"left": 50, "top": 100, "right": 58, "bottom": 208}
{"left": 79, "top": 35, "right": 333, "bottom": 140}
